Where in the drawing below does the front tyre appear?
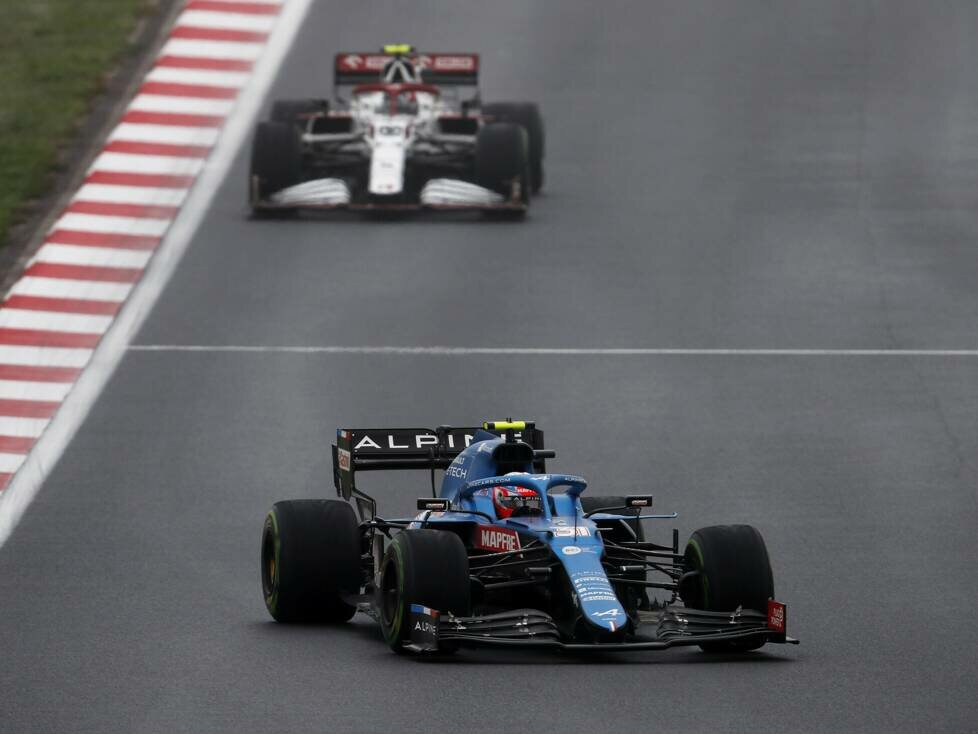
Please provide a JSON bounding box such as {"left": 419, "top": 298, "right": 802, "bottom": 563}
{"left": 379, "top": 530, "right": 471, "bottom": 654}
{"left": 249, "top": 121, "right": 302, "bottom": 215}
{"left": 681, "top": 524, "right": 774, "bottom": 652}
{"left": 475, "top": 122, "right": 530, "bottom": 217}
{"left": 482, "top": 102, "right": 545, "bottom": 193}
{"left": 261, "top": 500, "right": 362, "bottom": 623}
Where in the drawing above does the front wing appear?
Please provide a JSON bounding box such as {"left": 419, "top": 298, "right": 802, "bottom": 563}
{"left": 251, "top": 177, "right": 527, "bottom": 213}
{"left": 406, "top": 604, "right": 799, "bottom": 653}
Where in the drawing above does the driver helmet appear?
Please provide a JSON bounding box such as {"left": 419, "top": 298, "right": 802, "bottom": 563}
{"left": 492, "top": 485, "right": 542, "bottom": 519}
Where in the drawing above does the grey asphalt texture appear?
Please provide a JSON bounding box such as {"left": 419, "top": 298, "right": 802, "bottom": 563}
{"left": 3, "top": 1, "right": 978, "bottom": 732}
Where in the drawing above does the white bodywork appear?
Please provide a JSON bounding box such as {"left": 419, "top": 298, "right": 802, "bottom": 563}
{"left": 365, "top": 114, "right": 413, "bottom": 195}
{"left": 351, "top": 88, "right": 438, "bottom": 196}
{"left": 267, "top": 86, "right": 506, "bottom": 207}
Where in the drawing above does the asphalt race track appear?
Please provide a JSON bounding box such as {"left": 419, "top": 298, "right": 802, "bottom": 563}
{"left": 2, "top": 2, "right": 978, "bottom": 732}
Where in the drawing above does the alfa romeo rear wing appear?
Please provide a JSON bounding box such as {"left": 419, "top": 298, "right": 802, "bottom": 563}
{"left": 333, "top": 51, "right": 480, "bottom": 90}
{"left": 331, "top": 422, "right": 548, "bottom": 516}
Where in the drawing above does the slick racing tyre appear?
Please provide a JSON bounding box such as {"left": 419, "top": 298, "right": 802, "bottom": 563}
{"left": 482, "top": 102, "right": 545, "bottom": 193}
{"left": 269, "top": 98, "right": 327, "bottom": 128}
{"left": 249, "top": 121, "right": 301, "bottom": 211}
{"left": 260, "top": 500, "right": 362, "bottom": 623}
{"left": 379, "top": 530, "right": 471, "bottom": 654}
{"left": 681, "top": 524, "right": 774, "bottom": 652}
{"left": 475, "top": 122, "right": 531, "bottom": 213}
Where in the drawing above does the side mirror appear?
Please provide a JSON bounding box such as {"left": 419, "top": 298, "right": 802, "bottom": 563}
{"left": 625, "top": 495, "right": 653, "bottom": 509}
{"left": 417, "top": 498, "right": 450, "bottom": 511}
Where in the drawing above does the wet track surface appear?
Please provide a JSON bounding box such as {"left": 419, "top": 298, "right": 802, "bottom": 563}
{"left": 2, "top": 2, "right": 978, "bottom": 732}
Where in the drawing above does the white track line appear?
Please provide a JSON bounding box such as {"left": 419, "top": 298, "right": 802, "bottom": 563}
{"left": 0, "top": 0, "right": 315, "bottom": 545}
{"left": 126, "top": 346, "right": 978, "bottom": 356}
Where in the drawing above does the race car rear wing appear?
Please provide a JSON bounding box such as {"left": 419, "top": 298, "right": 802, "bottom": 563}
{"left": 334, "top": 52, "right": 480, "bottom": 89}
{"left": 332, "top": 423, "right": 548, "bottom": 514}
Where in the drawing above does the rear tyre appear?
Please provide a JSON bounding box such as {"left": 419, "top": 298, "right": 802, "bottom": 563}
{"left": 681, "top": 524, "right": 774, "bottom": 652}
{"left": 379, "top": 530, "right": 471, "bottom": 654}
{"left": 475, "top": 122, "right": 530, "bottom": 217}
{"left": 260, "top": 500, "right": 362, "bottom": 623}
{"left": 482, "top": 102, "right": 545, "bottom": 193}
{"left": 249, "top": 121, "right": 302, "bottom": 214}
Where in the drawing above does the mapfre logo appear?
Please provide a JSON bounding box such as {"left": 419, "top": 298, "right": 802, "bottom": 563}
{"left": 475, "top": 526, "right": 520, "bottom": 553}
{"left": 337, "top": 448, "right": 351, "bottom": 471}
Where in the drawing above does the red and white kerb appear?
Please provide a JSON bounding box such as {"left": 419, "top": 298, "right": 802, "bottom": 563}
{"left": 0, "top": 0, "right": 286, "bottom": 492}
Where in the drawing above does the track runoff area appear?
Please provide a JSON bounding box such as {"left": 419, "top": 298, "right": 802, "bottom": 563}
{"left": 0, "top": 0, "right": 314, "bottom": 545}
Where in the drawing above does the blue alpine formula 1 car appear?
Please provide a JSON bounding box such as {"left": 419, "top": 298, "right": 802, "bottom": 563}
{"left": 260, "top": 421, "right": 798, "bottom": 654}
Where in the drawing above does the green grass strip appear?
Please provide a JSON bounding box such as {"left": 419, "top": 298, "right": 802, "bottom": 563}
{"left": 0, "top": 0, "right": 154, "bottom": 247}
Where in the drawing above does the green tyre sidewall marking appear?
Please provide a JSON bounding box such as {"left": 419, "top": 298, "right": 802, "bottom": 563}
{"left": 382, "top": 540, "right": 406, "bottom": 646}
{"left": 263, "top": 510, "right": 281, "bottom": 615}
{"left": 688, "top": 536, "right": 711, "bottom": 609}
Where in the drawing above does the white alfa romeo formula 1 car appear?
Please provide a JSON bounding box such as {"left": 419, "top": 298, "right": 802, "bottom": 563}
{"left": 249, "top": 45, "right": 544, "bottom": 218}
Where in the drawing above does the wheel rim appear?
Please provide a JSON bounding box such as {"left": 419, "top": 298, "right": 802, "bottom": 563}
{"left": 683, "top": 538, "right": 710, "bottom": 609}
{"left": 260, "top": 522, "right": 277, "bottom": 600}
{"left": 380, "top": 556, "right": 400, "bottom": 629}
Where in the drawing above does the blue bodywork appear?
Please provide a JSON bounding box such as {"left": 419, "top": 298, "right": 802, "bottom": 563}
{"left": 408, "top": 430, "right": 676, "bottom": 634}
